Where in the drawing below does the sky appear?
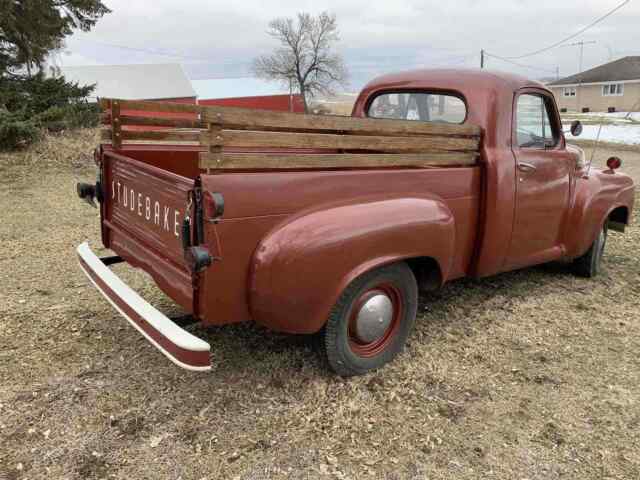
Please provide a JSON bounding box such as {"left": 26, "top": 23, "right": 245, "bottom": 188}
{"left": 56, "top": 0, "right": 640, "bottom": 92}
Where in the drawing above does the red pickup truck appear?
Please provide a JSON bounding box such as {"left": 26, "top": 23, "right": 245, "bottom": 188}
{"left": 77, "top": 69, "right": 635, "bottom": 376}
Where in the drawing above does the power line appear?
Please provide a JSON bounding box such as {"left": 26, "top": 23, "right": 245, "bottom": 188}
{"left": 81, "top": 39, "right": 209, "bottom": 61}
{"left": 78, "top": 39, "right": 254, "bottom": 66}
{"left": 484, "top": 52, "right": 557, "bottom": 75}
{"left": 498, "top": 0, "right": 631, "bottom": 60}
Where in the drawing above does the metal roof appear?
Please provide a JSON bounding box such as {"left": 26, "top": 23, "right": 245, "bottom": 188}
{"left": 548, "top": 56, "right": 640, "bottom": 86}
{"left": 60, "top": 63, "right": 196, "bottom": 100}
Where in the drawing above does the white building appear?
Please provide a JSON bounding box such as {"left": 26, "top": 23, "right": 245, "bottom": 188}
{"left": 58, "top": 63, "right": 197, "bottom": 102}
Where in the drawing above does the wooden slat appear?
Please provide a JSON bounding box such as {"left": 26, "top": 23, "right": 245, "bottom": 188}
{"left": 200, "top": 152, "right": 478, "bottom": 170}
{"left": 104, "top": 98, "right": 202, "bottom": 114}
{"left": 199, "top": 127, "right": 223, "bottom": 148}
{"left": 100, "top": 128, "right": 200, "bottom": 145}
{"left": 120, "top": 130, "right": 202, "bottom": 142}
{"left": 115, "top": 115, "right": 204, "bottom": 129}
{"left": 103, "top": 98, "right": 480, "bottom": 137}
{"left": 200, "top": 104, "right": 481, "bottom": 137}
{"left": 212, "top": 129, "right": 478, "bottom": 152}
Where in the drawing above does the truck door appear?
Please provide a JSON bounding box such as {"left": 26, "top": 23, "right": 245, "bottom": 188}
{"left": 506, "top": 90, "right": 573, "bottom": 269}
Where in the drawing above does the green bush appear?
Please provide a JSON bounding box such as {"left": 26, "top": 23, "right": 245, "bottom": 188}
{"left": 0, "top": 73, "right": 99, "bottom": 150}
{"left": 0, "top": 109, "right": 41, "bottom": 150}
{"left": 34, "top": 103, "right": 101, "bottom": 132}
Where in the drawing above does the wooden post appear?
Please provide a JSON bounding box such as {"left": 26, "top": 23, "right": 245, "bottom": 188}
{"left": 111, "top": 99, "right": 122, "bottom": 150}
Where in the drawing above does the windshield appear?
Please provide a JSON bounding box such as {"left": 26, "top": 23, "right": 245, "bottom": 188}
{"left": 368, "top": 92, "right": 467, "bottom": 124}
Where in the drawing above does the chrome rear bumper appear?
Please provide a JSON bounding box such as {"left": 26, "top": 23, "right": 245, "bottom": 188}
{"left": 77, "top": 241, "right": 211, "bottom": 371}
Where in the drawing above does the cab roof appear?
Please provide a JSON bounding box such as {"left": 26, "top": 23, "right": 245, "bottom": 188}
{"left": 361, "top": 68, "right": 547, "bottom": 96}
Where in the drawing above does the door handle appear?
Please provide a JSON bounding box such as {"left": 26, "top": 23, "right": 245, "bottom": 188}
{"left": 518, "top": 162, "right": 537, "bottom": 172}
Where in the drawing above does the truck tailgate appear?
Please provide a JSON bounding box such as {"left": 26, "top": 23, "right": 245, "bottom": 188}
{"left": 101, "top": 150, "right": 195, "bottom": 311}
{"left": 76, "top": 149, "right": 215, "bottom": 370}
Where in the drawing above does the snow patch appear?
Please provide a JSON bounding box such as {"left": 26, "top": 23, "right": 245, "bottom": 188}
{"left": 564, "top": 123, "right": 640, "bottom": 145}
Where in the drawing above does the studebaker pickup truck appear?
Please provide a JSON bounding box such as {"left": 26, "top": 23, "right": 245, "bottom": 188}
{"left": 77, "top": 69, "right": 635, "bottom": 376}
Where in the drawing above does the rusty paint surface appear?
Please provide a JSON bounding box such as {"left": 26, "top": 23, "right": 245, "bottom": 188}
{"left": 101, "top": 151, "right": 195, "bottom": 311}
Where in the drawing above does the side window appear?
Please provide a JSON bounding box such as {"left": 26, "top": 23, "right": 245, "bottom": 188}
{"left": 516, "top": 94, "right": 557, "bottom": 148}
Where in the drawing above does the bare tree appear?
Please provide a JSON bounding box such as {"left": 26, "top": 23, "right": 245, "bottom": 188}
{"left": 252, "top": 12, "right": 348, "bottom": 113}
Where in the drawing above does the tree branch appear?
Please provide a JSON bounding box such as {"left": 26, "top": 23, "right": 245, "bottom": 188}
{"left": 252, "top": 11, "right": 348, "bottom": 113}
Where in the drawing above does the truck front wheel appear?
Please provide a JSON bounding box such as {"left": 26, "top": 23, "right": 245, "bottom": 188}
{"left": 321, "top": 262, "right": 418, "bottom": 376}
{"left": 573, "top": 222, "right": 608, "bottom": 278}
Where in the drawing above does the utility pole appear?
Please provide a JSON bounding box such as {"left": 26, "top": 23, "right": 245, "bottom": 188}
{"left": 567, "top": 40, "right": 596, "bottom": 76}
{"left": 556, "top": 66, "right": 560, "bottom": 81}
{"left": 604, "top": 44, "right": 614, "bottom": 61}
{"left": 563, "top": 40, "right": 596, "bottom": 112}
{"left": 480, "top": 49, "right": 485, "bottom": 69}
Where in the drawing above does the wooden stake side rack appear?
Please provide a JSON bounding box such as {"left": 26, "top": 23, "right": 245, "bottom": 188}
{"left": 99, "top": 98, "right": 481, "bottom": 170}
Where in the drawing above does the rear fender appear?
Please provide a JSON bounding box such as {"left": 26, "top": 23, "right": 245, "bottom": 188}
{"left": 249, "top": 195, "right": 455, "bottom": 334}
{"left": 565, "top": 171, "right": 634, "bottom": 258}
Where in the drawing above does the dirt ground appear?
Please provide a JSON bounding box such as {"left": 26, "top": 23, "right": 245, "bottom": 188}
{"left": 1, "top": 132, "right": 639, "bottom": 480}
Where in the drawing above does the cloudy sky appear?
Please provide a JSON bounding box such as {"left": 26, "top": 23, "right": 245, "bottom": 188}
{"left": 58, "top": 0, "right": 640, "bottom": 91}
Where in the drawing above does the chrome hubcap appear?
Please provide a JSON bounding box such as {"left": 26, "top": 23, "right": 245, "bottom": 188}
{"left": 353, "top": 293, "right": 393, "bottom": 343}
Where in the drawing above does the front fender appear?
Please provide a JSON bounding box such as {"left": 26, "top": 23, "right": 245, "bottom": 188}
{"left": 249, "top": 196, "right": 455, "bottom": 334}
{"left": 565, "top": 170, "right": 634, "bottom": 258}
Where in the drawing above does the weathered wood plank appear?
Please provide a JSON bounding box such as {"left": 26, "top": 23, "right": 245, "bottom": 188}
{"left": 200, "top": 152, "right": 478, "bottom": 170}
{"left": 212, "top": 129, "right": 479, "bottom": 152}
{"left": 117, "top": 115, "right": 205, "bottom": 129}
{"left": 200, "top": 104, "right": 481, "bottom": 137}
{"left": 121, "top": 130, "right": 202, "bottom": 142}
{"left": 199, "top": 127, "right": 223, "bottom": 148}
{"left": 100, "top": 128, "right": 200, "bottom": 144}
{"left": 105, "top": 98, "right": 202, "bottom": 114}
{"left": 101, "top": 98, "right": 480, "bottom": 137}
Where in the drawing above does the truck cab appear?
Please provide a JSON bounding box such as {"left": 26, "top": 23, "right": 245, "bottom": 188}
{"left": 353, "top": 69, "right": 633, "bottom": 277}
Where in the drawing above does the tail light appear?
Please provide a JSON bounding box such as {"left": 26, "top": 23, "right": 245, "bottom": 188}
{"left": 606, "top": 156, "right": 622, "bottom": 171}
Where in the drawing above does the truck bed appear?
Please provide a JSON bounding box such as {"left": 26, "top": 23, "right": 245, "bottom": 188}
{"left": 99, "top": 144, "right": 481, "bottom": 328}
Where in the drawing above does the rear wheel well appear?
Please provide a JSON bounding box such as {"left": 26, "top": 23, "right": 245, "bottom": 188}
{"left": 405, "top": 257, "right": 443, "bottom": 293}
{"left": 608, "top": 206, "right": 629, "bottom": 232}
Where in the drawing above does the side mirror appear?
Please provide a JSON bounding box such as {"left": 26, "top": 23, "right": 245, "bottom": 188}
{"left": 570, "top": 120, "right": 583, "bottom": 137}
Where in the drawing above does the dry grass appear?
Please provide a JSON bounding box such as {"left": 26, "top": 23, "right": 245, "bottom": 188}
{"left": 1, "top": 132, "right": 639, "bottom": 479}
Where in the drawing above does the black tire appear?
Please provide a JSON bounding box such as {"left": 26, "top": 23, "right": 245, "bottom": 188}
{"left": 573, "top": 222, "right": 608, "bottom": 278}
{"left": 321, "top": 262, "right": 418, "bottom": 376}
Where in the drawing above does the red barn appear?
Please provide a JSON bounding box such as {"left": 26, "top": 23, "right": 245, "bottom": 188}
{"left": 199, "top": 94, "right": 305, "bottom": 113}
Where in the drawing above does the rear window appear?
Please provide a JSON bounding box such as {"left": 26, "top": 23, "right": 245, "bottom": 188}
{"left": 367, "top": 92, "right": 467, "bottom": 124}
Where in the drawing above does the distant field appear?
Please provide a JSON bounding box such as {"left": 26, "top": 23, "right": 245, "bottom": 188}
{"left": 314, "top": 94, "right": 357, "bottom": 116}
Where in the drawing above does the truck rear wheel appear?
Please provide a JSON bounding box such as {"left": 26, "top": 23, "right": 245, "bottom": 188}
{"left": 321, "top": 262, "right": 418, "bottom": 376}
{"left": 573, "top": 222, "right": 608, "bottom": 278}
